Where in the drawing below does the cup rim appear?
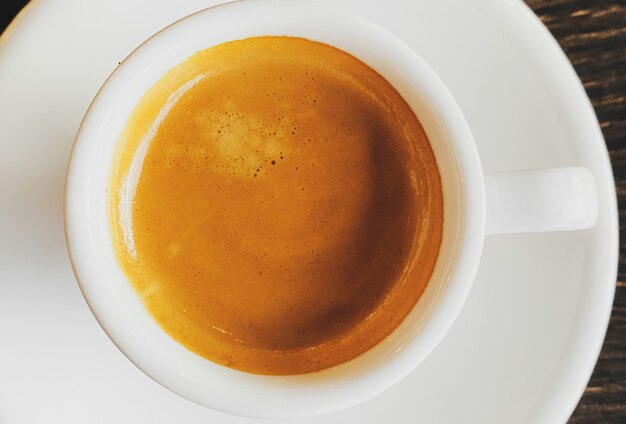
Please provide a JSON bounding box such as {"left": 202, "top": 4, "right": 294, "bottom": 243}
{"left": 64, "top": 0, "right": 486, "bottom": 418}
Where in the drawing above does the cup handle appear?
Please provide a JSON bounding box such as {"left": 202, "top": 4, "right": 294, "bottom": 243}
{"left": 485, "top": 167, "right": 598, "bottom": 235}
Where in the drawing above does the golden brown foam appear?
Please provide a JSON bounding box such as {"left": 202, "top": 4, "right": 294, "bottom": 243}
{"left": 110, "top": 36, "right": 443, "bottom": 375}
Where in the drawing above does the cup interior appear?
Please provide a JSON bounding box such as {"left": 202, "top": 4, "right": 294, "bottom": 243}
{"left": 65, "top": 0, "right": 485, "bottom": 418}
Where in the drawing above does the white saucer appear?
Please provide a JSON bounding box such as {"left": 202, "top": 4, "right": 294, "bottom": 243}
{"left": 0, "top": 0, "right": 618, "bottom": 423}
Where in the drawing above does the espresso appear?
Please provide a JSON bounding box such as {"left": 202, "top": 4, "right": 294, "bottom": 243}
{"left": 110, "top": 36, "right": 443, "bottom": 375}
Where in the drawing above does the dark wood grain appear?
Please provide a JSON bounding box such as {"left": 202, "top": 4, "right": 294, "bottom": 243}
{"left": 1, "top": 1, "right": 624, "bottom": 422}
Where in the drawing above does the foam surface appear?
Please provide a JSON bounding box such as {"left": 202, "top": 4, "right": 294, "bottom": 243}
{"left": 110, "top": 37, "right": 443, "bottom": 375}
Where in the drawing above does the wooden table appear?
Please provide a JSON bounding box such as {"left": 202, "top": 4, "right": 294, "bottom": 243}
{"left": 1, "top": 1, "right": 623, "bottom": 422}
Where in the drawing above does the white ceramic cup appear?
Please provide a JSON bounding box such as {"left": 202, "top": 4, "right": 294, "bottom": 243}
{"left": 64, "top": 0, "right": 598, "bottom": 419}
